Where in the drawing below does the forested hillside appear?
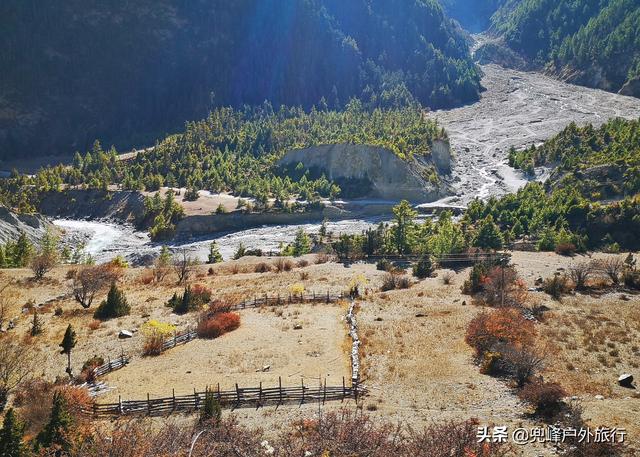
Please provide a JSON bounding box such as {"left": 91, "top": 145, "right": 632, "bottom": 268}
{"left": 0, "top": 0, "right": 480, "bottom": 160}
{"left": 491, "top": 0, "right": 640, "bottom": 95}
{"left": 0, "top": 101, "right": 444, "bottom": 214}
{"left": 440, "top": 0, "right": 505, "bottom": 32}
{"left": 468, "top": 117, "right": 640, "bottom": 251}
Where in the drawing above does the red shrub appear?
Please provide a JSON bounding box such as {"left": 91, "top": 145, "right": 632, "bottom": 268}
{"left": 518, "top": 381, "right": 566, "bottom": 417}
{"left": 465, "top": 308, "right": 536, "bottom": 357}
{"left": 197, "top": 312, "right": 240, "bottom": 339}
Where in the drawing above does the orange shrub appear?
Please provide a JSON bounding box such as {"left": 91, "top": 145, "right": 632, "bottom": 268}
{"left": 138, "top": 270, "right": 154, "bottom": 285}
{"left": 465, "top": 308, "right": 535, "bottom": 356}
{"left": 197, "top": 312, "right": 240, "bottom": 339}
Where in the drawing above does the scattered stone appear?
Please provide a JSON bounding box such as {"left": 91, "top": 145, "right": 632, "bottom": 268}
{"left": 118, "top": 330, "right": 133, "bottom": 339}
{"left": 262, "top": 365, "right": 270, "bottom": 372}
{"left": 293, "top": 324, "right": 303, "bottom": 330}
{"left": 535, "top": 277, "right": 544, "bottom": 285}
{"left": 374, "top": 317, "right": 383, "bottom": 321}
{"left": 620, "top": 294, "right": 629, "bottom": 301}
{"left": 461, "top": 300, "right": 467, "bottom": 306}
{"left": 595, "top": 395, "right": 605, "bottom": 400}
{"left": 618, "top": 374, "right": 634, "bottom": 388}
{"left": 415, "top": 313, "right": 426, "bottom": 318}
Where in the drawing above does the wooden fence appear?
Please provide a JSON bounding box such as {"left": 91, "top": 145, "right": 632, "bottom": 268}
{"left": 228, "top": 291, "right": 347, "bottom": 310}
{"left": 89, "top": 377, "right": 364, "bottom": 417}
{"left": 161, "top": 329, "right": 197, "bottom": 352}
{"left": 92, "top": 355, "right": 130, "bottom": 378}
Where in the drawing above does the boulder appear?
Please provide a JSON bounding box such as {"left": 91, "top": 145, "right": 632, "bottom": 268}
{"left": 118, "top": 330, "right": 133, "bottom": 339}
{"left": 618, "top": 374, "right": 634, "bottom": 388}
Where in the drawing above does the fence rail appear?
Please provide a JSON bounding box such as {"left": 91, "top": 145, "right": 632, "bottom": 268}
{"left": 88, "top": 377, "right": 364, "bottom": 417}
{"left": 92, "top": 355, "right": 130, "bottom": 378}
{"left": 229, "top": 291, "right": 347, "bottom": 311}
{"left": 161, "top": 329, "right": 197, "bottom": 352}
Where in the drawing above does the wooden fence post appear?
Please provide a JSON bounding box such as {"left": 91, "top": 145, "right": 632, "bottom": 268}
{"left": 235, "top": 383, "right": 240, "bottom": 406}
{"left": 217, "top": 383, "right": 221, "bottom": 402}
{"left": 194, "top": 388, "right": 199, "bottom": 410}
{"left": 342, "top": 377, "right": 346, "bottom": 401}
{"left": 173, "top": 331, "right": 177, "bottom": 348}
{"left": 118, "top": 395, "right": 123, "bottom": 415}
{"left": 323, "top": 378, "right": 327, "bottom": 404}
{"left": 258, "top": 381, "right": 262, "bottom": 408}
{"left": 301, "top": 378, "right": 305, "bottom": 404}
{"left": 326, "top": 291, "right": 330, "bottom": 303}
{"left": 172, "top": 389, "right": 176, "bottom": 412}
{"left": 278, "top": 376, "right": 283, "bottom": 405}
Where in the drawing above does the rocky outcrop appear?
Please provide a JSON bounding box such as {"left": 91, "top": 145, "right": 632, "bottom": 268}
{"left": 0, "top": 206, "right": 51, "bottom": 243}
{"left": 38, "top": 190, "right": 146, "bottom": 224}
{"left": 277, "top": 144, "right": 450, "bottom": 202}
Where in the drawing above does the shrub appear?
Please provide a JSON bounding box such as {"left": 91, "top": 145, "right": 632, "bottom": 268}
{"left": 299, "top": 271, "right": 309, "bottom": 280}
{"left": 412, "top": 256, "right": 434, "bottom": 279}
{"left": 141, "top": 320, "right": 175, "bottom": 356}
{"left": 376, "top": 258, "right": 392, "bottom": 272}
{"left": 381, "top": 273, "right": 398, "bottom": 291}
{"left": 480, "top": 266, "right": 527, "bottom": 307}
{"left": 93, "top": 283, "right": 130, "bottom": 320}
{"left": 274, "top": 258, "right": 294, "bottom": 272}
{"left": 555, "top": 243, "right": 576, "bottom": 256}
{"left": 168, "top": 285, "right": 211, "bottom": 314}
{"left": 396, "top": 275, "right": 411, "bottom": 289}
{"left": 297, "top": 259, "right": 309, "bottom": 268}
{"left": 200, "top": 390, "right": 222, "bottom": 424}
{"left": 254, "top": 262, "right": 271, "bottom": 273}
{"left": 441, "top": 271, "right": 455, "bottom": 285}
{"left": 518, "top": 381, "right": 566, "bottom": 418}
{"left": 543, "top": 274, "right": 572, "bottom": 299}
{"left": 79, "top": 356, "right": 104, "bottom": 384}
{"left": 498, "top": 344, "right": 545, "bottom": 387}
{"left": 197, "top": 312, "right": 240, "bottom": 339}
{"left": 289, "top": 283, "right": 305, "bottom": 296}
{"left": 567, "top": 261, "right": 593, "bottom": 290}
{"left": 465, "top": 308, "right": 536, "bottom": 357}
{"left": 462, "top": 263, "right": 488, "bottom": 295}
{"left": 315, "top": 252, "right": 330, "bottom": 264}
{"left": 623, "top": 269, "right": 640, "bottom": 289}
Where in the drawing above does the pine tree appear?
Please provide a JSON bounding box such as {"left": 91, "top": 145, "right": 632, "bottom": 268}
{"left": 207, "top": 242, "right": 223, "bottom": 264}
{"left": 392, "top": 200, "right": 417, "bottom": 255}
{"left": 11, "top": 232, "right": 33, "bottom": 268}
{"left": 60, "top": 325, "right": 76, "bottom": 378}
{"left": 292, "top": 229, "right": 311, "bottom": 257}
{"left": 0, "top": 408, "right": 26, "bottom": 457}
{"left": 93, "top": 283, "right": 130, "bottom": 320}
{"left": 36, "top": 392, "right": 73, "bottom": 452}
{"left": 233, "top": 243, "right": 246, "bottom": 260}
{"left": 473, "top": 216, "right": 504, "bottom": 250}
{"left": 200, "top": 389, "right": 222, "bottom": 425}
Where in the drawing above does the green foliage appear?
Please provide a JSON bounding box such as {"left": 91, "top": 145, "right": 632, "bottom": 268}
{"left": 291, "top": 229, "right": 312, "bottom": 257}
{"left": 493, "top": 0, "right": 640, "bottom": 93}
{"left": 145, "top": 190, "right": 184, "bottom": 240}
{"left": 0, "top": 232, "right": 33, "bottom": 268}
{"left": 413, "top": 256, "right": 435, "bottom": 279}
{"left": 1, "top": 0, "right": 480, "bottom": 160}
{"left": 30, "top": 311, "right": 43, "bottom": 337}
{"left": 60, "top": 324, "right": 76, "bottom": 377}
{"left": 200, "top": 390, "right": 222, "bottom": 425}
{"left": 472, "top": 215, "right": 504, "bottom": 250}
{"left": 36, "top": 392, "right": 73, "bottom": 452}
{"left": 168, "top": 286, "right": 210, "bottom": 314}
{"left": 207, "top": 242, "right": 223, "bottom": 264}
{"left": 392, "top": 200, "right": 418, "bottom": 255}
{"left": 93, "top": 283, "right": 130, "bottom": 320}
{"left": 0, "top": 408, "right": 27, "bottom": 457}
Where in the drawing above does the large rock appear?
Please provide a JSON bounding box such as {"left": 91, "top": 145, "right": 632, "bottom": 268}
{"left": 277, "top": 144, "right": 449, "bottom": 202}
{"left": 619, "top": 78, "right": 640, "bottom": 98}
{"left": 618, "top": 373, "right": 634, "bottom": 388}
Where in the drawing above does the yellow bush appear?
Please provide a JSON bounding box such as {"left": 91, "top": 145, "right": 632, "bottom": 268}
{"left": 289, "top": 283, "right": 305, "bottom": 296}
{"left": 141, "top": 320, "right": 175, "bottom": 337}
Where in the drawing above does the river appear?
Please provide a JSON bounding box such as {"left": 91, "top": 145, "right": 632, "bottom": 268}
{"left": 54, "top": 63, "right": 640, "bottom": 263}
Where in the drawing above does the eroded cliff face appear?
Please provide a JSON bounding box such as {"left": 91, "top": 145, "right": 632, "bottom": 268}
{"left": 277, "top": 144, "right": 451, "bottom": 202}
{"left": 0, "top": 206, "right": 51, "bottom": 243}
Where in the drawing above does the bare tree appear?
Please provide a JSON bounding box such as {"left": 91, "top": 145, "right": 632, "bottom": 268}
{"left": 173, "top": 249, "right": 197, "bottom": 284}
{"left": 30, "top": 228, "right": 59, "bottom": 280}
{"left": 0, "top": 336, "right": 39, "bottom": 410}
{"left": 568, "top": 261, "right": 593, "bottom": 290}
{"left": 598, "top": 257, "right": 624, "bottom": 285}
{"left": 71, "top": 264, "right": 119, "bottom": 308}
{"left": 0, "top": 283, "right": 10, "bottom": 331}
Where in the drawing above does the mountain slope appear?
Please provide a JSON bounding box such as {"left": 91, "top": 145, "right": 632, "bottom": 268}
{"left": 490, "top": 0, "right": 640, "bottom": 95}
{"left": 0, "top": 0, "right": 480, "bottom": 160}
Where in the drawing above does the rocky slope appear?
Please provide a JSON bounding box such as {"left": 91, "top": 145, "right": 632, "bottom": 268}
{"left": 0, "top": 206, "right": 50, "bottom": 243}
{"left": 278, "top": 143, "right": 452, "bottom": 202}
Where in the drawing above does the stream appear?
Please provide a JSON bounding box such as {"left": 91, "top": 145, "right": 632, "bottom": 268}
{"left": 54, "top": 62, "right": 640, "bottom": 263}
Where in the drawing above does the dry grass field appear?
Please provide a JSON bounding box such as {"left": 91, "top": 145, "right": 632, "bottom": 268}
{"left": 2, "top": 250, "right": 639, "bottom": 455}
